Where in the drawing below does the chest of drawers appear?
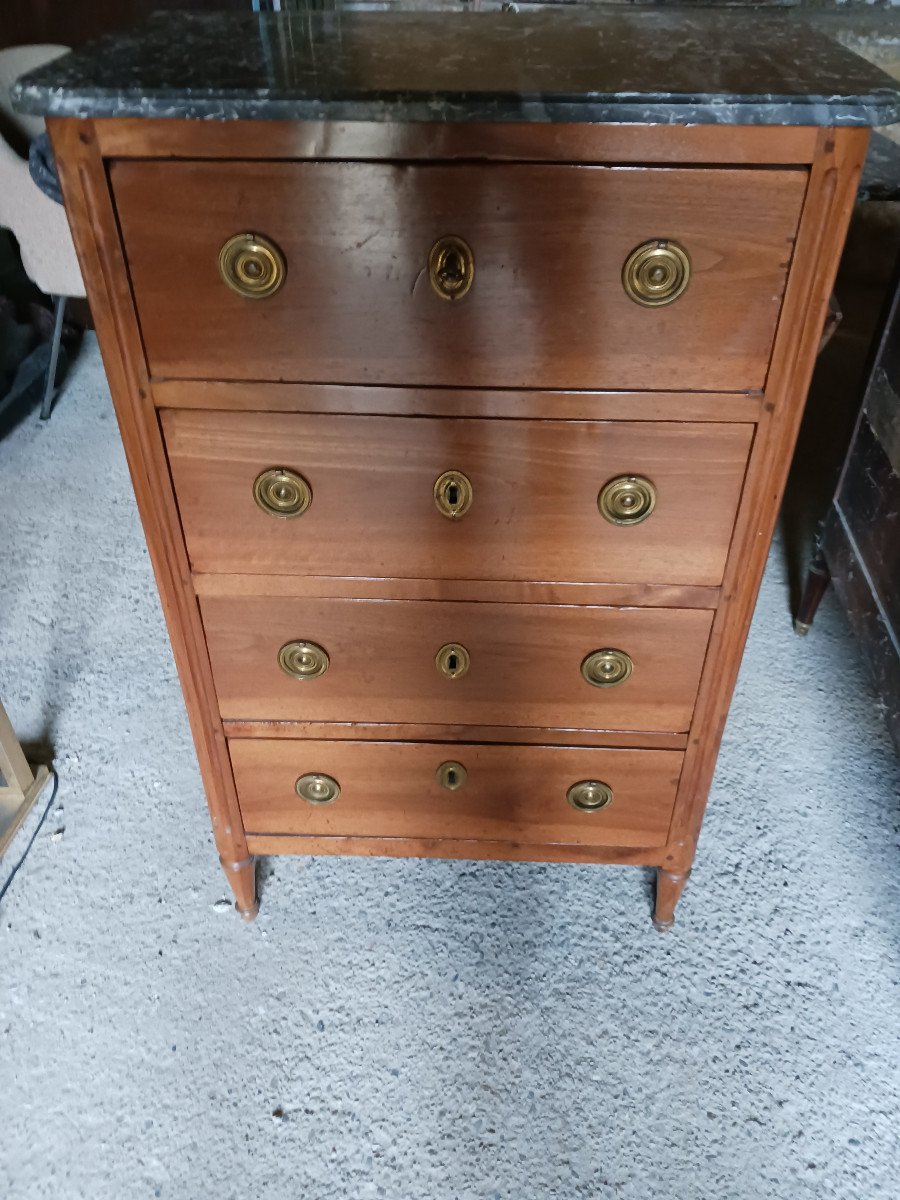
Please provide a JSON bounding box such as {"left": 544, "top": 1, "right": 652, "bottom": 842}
{"left": 17, "top": 9, "right": 900, "bottom": 928}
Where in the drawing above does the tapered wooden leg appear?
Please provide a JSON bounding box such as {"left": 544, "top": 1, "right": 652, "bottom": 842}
{"left": 794, "top": 548, "right": 830, "bottom": 635}
{"left": 653, "top": 867, "right": 691, "bottom": 932}
{"left": 220, "top": 855, "right": 259, "bottom": 921}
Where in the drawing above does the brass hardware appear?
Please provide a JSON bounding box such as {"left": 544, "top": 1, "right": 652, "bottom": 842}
{"left": 436, "top": 761, "right": 468, "bottom": 791}
{"left": 253, "top": 467, "right": 312, "bottom": 519}
{"left": 218, "top": 232, "right": 286, "bottom": 299}
{"left": 598, "top": 475, "right": 657, "bottom": 526}
{"left": 295, "top": 773, "right": 341, "bottom": 805}
{"left": 581, "top": 648, "right": 633, "bottom": 688}
{"left": 434, "top": 470, "right": 473, "bottom": 520}
{"left": 622, "top": 240, "right": 690, "bottom": 307}
{"left": 278, "top": 640, "right": 330, "bottom": 680}
{"left": 567, "top": 780, "right": 614, "bottom": 813}
{"left": 428, "top": 235, "right": 475, "bottom": 301}
{"left": 436, "top": 642, "right": 470, "bottom": 679}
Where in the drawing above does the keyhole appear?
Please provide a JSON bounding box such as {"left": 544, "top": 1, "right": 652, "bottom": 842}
{"left": 446, "top": 768, "right": 457, "bottom": 786}
{"left": 447, "top": 652, "right": 458, "bottom": 673}
{"left": 442, "top": 251, "right": 462, "bottom": 283}
{"left": 447, "top": 482, "right": 459, "bottom": 507}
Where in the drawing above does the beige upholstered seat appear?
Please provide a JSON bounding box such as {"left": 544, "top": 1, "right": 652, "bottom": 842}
{"left": 0, "top": 45, "right": 85, "bottom": 418}
{"left": 0, "top": 45, "right": 84, "bottom": 298}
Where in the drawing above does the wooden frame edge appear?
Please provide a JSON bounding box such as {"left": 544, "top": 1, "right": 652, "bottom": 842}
{"left": 665, "top": 126, "right": 870, "bottom": 871}
{"left": 47, "top": 116, "right": 252, "bottom": 871}
{"left": 93, "top": 118, "right": 821, "bottom": 165}
{"left": 151, "top": 379, "right": 765, "bottom": 423}
{"left": 193, "top": 573, "right": 722, "bottom": 611}
{"left": 222, "top": 720, "right": 689, "bottom": 751}
{"left": 245, "top": 832, "right": 665, "bottom": 866}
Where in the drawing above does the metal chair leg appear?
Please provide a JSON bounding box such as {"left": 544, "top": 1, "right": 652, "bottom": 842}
{"left": 40, "top": 295, "right": 66, "bottom": 421}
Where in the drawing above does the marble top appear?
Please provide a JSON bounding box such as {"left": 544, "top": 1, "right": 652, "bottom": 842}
{"left": 12, "top": 5, "right": 900, "bottom": 127}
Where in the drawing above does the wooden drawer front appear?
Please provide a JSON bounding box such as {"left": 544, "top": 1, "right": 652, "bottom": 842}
{"left": 113, "top": 161, "right": 805, "bottom": 390}
{"left": 202, "top": 596, "right": 712, "bottom": 732}
{"left": 165, "top": 411, "right": 752, "bottom": 587}
{"left": 231, "top": 738, "right": 682, "bottom": 849}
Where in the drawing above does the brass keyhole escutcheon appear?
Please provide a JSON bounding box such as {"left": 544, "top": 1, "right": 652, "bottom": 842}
{"left": 218, "top": 232, "right": 286, "bottom": 299}
{"left": 581, "top": 648, "right": 633, "bottom": 689}
{"left": 436, "top": 642, "right": 470, "bottom": 680}
{"left": 622, "top": 240, "right": 690, "bottom": 307}
{"left": 278, "top": 640, "right": 330, "bottom": 680}
{"left": 567, "top": 780, "right": 614, "bottom": 813}
{"left": 437, "top": 761, "right": 468, "bottom": 791}
{"left": 598, "top": 475, "right": 657, "bottom": 526}
{"left": 295, "top": 772, "right": 341, "bottom": 805}
{"left": 428, "top": 235, "right": 475, "bottom": 301}
{"left": 434, "top": 470, "right": 473, "bottom": 520}
{"left": 253, "top": 467, "right": 312, "bottom": 519}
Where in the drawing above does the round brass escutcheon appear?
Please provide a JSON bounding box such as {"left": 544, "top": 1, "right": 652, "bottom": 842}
{"left": 598, "top": 475, "right": 657, "bottom": 526}
{"left": 218, "top": 232, "right": 286, "bottom": 300}
{"left": 435, "top": 642, "right": 470, "bottom": 680}
{"left": 434, "top": 470, "right": 473, "bottom": 520}
{"left": 428, "top": 235, "right": 475, "bottom": 301}
{"left": 253, "top": 467, "right": 312, "bottom": 519}
{"left": 622, "top": 240, "right": 690, "bottom": 308}
{"left": 295, "top": 772, "right": 341, "bottom": 805}
{"left": 278, "top": 640, "right": 330, "bottom": 680}
{"left": 567, "top": 779, "right": 614, "bottom": 813}
{"left": 581, "top": 648, "right": 633, "bottom": 689}
{"left": 437, "top": 761, "right": 468, "bottom": 791}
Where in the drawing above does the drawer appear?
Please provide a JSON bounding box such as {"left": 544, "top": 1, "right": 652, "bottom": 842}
{"left": 113, "top": 161, "right": 806, "bottom": 390}
{"left": 201, "top": 595, "right": 712, "bottom": 732}
{"left": 165, "top": 411, "right": 753, "bottom": 587}
{"left": 231, "top": 738, "right": 683, "bottom": 849}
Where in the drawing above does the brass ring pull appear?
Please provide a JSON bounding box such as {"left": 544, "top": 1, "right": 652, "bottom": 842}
{"left": 254, "top": 467, "right": 312, "bottom": 519}
{"left": 436, "top": 761, "right": 468, "bottom": 791}
{"left": 622, "top": 240, "right": 690, "bottom": 307}
{"left": 436, "top": 643, "right": 470, "bottom": 680}
{"left": 278, "top": 640, "right": 330, "bottom": 680}
{"left": 218, "top": 232, "right": 286, "bottom": 299}
{"left": 428, "top": 235, "right": 475, "bottom": 301}
{"left": 581, "top": 648, "right": 633, "bottom": 689}
{"left": 567, "top": 780, "right": 614, "bottom": 813}
{"left": 295, "top": 773, "right": 341, "bottom": 805}
{"left": 434, "top": 470, "right": 473, "bottom": 520}
{"left": 598, "top": 475, "right": 657, "bottom": 526}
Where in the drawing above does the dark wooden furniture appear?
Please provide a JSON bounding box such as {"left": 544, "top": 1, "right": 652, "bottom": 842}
{"left": 796, "top": 263, "right": 900, "bottom": 751}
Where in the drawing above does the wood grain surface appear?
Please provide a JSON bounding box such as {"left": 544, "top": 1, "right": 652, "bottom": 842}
{"left": 164, "top": 411, "right": 753, "bottom": 586}
{"left": 153, "top": 380, "right": 765, "bottom": 424}
{"left": 193, "top": 573, "right": 720, "bottom": 612}
{"left": 230, "top": 738, "right": 683, "bottom": 848}
{"left": 96, "top": 119, "right": 821, "bottom": 165}
{"left": 112, "top": 161, "right": 806, "bottom": 390}
{"left": 200, "top": 594, "right": 713, "bottom": 731}
{"left": 221, "top": 719, "right": 688, "bottom": 750}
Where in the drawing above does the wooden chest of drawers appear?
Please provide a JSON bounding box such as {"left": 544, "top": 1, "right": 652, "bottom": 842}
{"left": 22, "top": 8, "right": 897, "bottom": 928}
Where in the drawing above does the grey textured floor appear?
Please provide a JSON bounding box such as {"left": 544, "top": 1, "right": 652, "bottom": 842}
{"left": 2, "top": 338, "right": 899, "bottom": 1200}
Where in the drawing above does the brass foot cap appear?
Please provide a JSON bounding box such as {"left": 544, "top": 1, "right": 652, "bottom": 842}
{"left": 793, "top": 620, "right": 811, "bottom": 637}
{"left": 652, "top": 916, "right": 675, "bottom": 933}
{"left": 236, "top": 898, "right": 260, "bottom": 922}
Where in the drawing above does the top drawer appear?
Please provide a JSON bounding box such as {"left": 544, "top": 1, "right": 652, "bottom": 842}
{"left": 111, "top": 161, "right": 806, "bottom": 391}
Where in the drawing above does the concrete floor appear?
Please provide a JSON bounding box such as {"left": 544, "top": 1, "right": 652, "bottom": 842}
{"left": 2, "top": 337, "right": 899, "bottom": 1200}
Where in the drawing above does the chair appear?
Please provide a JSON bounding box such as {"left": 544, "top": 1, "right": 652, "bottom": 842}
{"left": 0, "top": 45, "right": 85, "bottom": 419}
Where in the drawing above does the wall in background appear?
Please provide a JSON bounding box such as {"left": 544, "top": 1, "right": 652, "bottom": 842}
{"left": 3, "top": 0, "right": 898, "bottom": 52}
{"left": 1, "top": 0, "right": 247, "bottom": 51}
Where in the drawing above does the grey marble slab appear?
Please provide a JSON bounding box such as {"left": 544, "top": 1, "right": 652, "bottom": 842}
{"left": 11, "top": 5, "right": 900, "bottom": 126}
